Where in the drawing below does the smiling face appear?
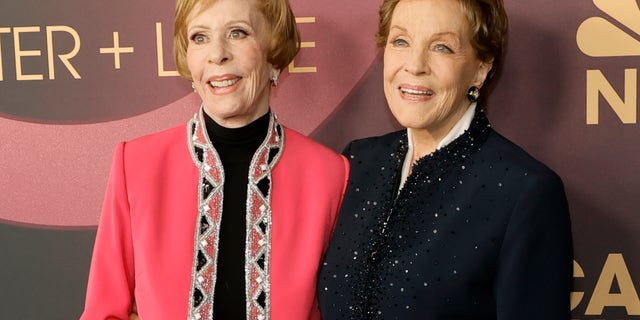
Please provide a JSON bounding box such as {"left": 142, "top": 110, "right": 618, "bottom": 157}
{"left": 186, "top": 0, "right": 274, "bottom": 128}
{"left": 383, "top": 0, "right": 491, "bottom": 140}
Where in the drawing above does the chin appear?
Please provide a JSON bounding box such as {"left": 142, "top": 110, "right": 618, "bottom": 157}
{"left": 390, "top": 110, "right": 425, "bottom": 129}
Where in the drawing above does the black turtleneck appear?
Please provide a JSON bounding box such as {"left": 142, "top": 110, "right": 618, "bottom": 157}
{"left": 204, "top": 111, "right": 270, "bottom": 320}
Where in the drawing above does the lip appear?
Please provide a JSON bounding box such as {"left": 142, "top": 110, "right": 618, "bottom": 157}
{"left": 398, "top": 83, "right": 435, "bottom": 102}
{"left": 206, "top": 74, "right": 242, "bottom": 95}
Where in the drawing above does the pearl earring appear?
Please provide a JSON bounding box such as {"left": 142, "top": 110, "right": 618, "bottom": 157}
{"left": 467, "top": 86, "right": 480, "bottom": 102}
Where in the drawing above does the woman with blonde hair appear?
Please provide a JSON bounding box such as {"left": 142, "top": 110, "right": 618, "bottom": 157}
{"left": 81, "top": 0, "right": 348, "bottom": 318}
{"left": 318, "top": 0, "right": 572, "bottom": 318}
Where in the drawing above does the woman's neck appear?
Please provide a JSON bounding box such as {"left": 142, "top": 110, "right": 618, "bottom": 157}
{"left": 408, "top": 102, "right": 477, "bottom": 164}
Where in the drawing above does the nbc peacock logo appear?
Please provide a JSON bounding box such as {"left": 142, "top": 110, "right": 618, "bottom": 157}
{"left": 577, "top": 0, "right": 640, "bottom": 57}
{"left": 576, "top": 0, "right": 639, "bottom": 125}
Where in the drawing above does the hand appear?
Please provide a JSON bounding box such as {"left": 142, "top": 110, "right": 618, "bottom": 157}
{"left": 129, "top": 301, "right": 139, "bottom": 320}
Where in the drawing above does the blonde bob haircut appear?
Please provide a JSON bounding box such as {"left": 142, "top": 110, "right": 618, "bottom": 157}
{"left": 173, "top": 0, "right": 300, "bottom": 81}
{"left": 375, "top": 0, "right": 509, "bottom": 94}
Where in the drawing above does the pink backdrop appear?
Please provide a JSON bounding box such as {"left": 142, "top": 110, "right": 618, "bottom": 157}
{"left": 1, "top": 0, "right": 639, "bottom": 318}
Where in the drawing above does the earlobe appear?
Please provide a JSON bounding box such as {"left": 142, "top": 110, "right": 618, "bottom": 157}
{"left": 270, "top": 67, "right": 280, "bottom": 87}
{"left": 473, "top": 60, "right": 493, "bottom": 87}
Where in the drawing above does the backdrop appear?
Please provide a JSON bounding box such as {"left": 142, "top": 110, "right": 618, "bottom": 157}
{"left": 1, "top": 0, "right": 639, "bottom": 318}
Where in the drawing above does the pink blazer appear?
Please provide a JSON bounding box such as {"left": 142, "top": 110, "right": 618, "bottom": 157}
{"left": 81, "top": 123, "right": 349, "bottom": 319}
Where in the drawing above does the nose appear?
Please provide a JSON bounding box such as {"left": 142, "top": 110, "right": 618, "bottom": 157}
{"left": 404, "top": 47, "right": 430, "bottom": 76}
{"left": 207, "top": 36, "right": 231, "bottom": 65}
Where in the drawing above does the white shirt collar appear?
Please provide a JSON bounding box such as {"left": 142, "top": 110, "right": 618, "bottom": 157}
{"left": 398, "top": 102, "right": 477, "bottom": 192}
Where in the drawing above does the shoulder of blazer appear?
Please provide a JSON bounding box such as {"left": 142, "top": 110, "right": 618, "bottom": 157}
{"left": 126, "top": 123, "right": 187, "bottom": 150}
{"left": 484, "top": 130, "right": 564, "bottom": 184}
{"left": 118, "top": 123, "right": 191, "bottom": 171}
{"left": 282, "top": 126, "right": 345, "bottom": 163}
{"left": 344, "top": 130, "right": 406, "bottom": 155}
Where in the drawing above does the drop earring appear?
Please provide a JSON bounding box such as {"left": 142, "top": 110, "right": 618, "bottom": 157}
{"left": 467, "top": 86, "right": 480, "bottom": 102}
{"left": 191, "top": 82, "right": 196, "bottom": 92}
{"left": 270, "top": 70, "right": 279, "bottom": 87}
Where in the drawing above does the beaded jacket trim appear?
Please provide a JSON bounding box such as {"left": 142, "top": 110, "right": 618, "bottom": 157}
{"left": 186, "top": 108, "right": 284, "bottom": 320}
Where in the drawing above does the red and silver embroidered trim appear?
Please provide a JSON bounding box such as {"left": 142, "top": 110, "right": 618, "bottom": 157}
{"left": 186, "top": 109, "right": 284, "bottom": 320}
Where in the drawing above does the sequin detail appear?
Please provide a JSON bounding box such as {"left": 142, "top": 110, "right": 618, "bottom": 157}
{"left": 358, "top": 110, "right": 491, "bottom": 316}
{"left": 318, "top": 109, "right": 494, "bottom": 319}
{"left": 187, "top": 109, "right": 284, "bottom": 320}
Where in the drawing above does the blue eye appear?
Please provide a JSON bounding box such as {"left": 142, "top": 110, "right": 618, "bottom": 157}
{"left": 191, "top": 34, "right": 207, "bottom": 44}
{"left": 391, "top": 38, "right": 409, "bottom": 47}
{"left": 230, "top": 29, "right": 248, "bottom": 39}
{"left": 435, "top": 44, "right": 452, "bottom": 53}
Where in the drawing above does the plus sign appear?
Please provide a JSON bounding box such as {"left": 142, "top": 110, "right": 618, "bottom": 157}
{"left": 100, "top": 32, "right": 134, "bottom": 69}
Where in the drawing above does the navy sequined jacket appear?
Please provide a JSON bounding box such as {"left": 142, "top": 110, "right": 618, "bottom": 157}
{"left": 318, "top": 109, "right": 573, "bottom": 320}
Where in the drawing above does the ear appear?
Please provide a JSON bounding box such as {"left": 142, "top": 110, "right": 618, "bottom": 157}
{"left": 271, "top": 67, "right": 280, "bottom": 77}
{"left": 472, "top": 58, "right": 493, "bottom": 88}
{"left": 270, "top": 65, "right": 280, "bottom": 86}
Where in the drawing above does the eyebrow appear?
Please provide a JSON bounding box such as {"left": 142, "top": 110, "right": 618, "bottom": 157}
{"left": 188, "top": 24, "right": 209, "bottom": 32}
{"left": 431, "top": 32, "right": 461, "bottom": 40}
{"left": 188, "top": 20, "right": 252, "bottom": 33}
{"left": 390, "top": 25, "right": 459, "bottom": 37}
{"left": 389, "top": 25, "right": 408, "bottom": 33}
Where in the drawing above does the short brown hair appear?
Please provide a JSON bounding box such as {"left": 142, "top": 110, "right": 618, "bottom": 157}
{"left": 375, "top": 0, "right": 508, "bottom": 84}
{"left": 173, "top": 0, "right": 300, "bottom": 80}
